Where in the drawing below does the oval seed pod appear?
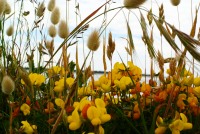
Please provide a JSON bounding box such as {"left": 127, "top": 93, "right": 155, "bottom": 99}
{"left": 123, "top": 0, "right": 146, "bottom": 9}
{"left": 87, "top": 30, "right": 100, "bottom": 51}
{"left": 51, "top": 7, "right": 60, "bottom": 25}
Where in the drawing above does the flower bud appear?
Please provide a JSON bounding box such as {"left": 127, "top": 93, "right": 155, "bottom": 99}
{"left": 87, "top": 30, "right": 100, "bottom": 51}
{"left": 48, "top": 25, "right": 57, "bottom": 38}
{"left": 1, "top": 75, "right": 15, "bottom": 95}
{"left": 48, "top": 0, "right": 55, "bottom": 11}
{"left": 171, "top": 0, "right": 180, "bottom": 6}
{"left": 51, "top": 7, "right": 60, "bottom": 25}
{"left": 6, "top": 25, "right": 14, "bottom": 36}
{"left": 58, "top": 20, "right": 69, "bottom": 39}
{"left": 123, "top": 0, "right": 146, "bottom": 9}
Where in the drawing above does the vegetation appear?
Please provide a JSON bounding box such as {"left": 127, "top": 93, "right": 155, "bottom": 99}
{"left": 0, "top": 0, "right": 200, "bottom": 133}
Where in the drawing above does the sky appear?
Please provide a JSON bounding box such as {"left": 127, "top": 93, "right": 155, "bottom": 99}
{"left": 7, "top": 0, "right": 200, "bottom": 75}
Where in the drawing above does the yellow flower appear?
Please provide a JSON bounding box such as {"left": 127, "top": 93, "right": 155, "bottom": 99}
{"left": 54, "top": 78, "right": 65, "bottom": 92}
{"left": 193, "top": 77, "right": 200, "bottom": 86}
{"left": 193, "top": 86, "right": 200, "bottom": 98}
{"left": 20, "top": 120, "right": 37, "bottom": 134}
{"left": 176, "top": 94, "right": 186, "bottom": 110}
{"left": 114, "top": 76, "right": 133, "bottom": 91}
{"left": 187, "top": 95, "right": 198, "bottom": 107}
{"left": 98, "top": 75, "right": 111, "bottom": 93}
{"left": 87, "top": 106, "right": 101, "bottom": 126}
{"left": 66, "top": 77, "right": 75, "bottom": 88}
{"left": 155, "top": 116, "right": 167, "bottom": 134}
{"left": 67, "top": 109, "right": 82, "bottom": 130}
{"left": 20, "top": 103, "right": 30, "bottom": 116}
{"left": 21, "top": 73, "right": 45, "bottom": 86}
{"left": 169, "top": 112, "right": 192, "bottom": 134}
{"left": 55, "top": 98, "right": 65, "bottom": 109}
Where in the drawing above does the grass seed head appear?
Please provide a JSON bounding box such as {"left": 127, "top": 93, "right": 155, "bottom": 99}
{"left": 123, "top": 0, "right": 146, "bottom": 9}
{"left": 1, "top": 75, "right": 15, "bottom": 95}
{"left": 48, "top": 0, "right": 55, "bottom": 11}
{"left": 37, "top": 2, "right": 45, "bottom": 17}
{"left": 51, "top": 7, "right": 60, "bottom": 25}
{"left": 58, "top": 20, "right": 69, "bottom": 39}
{"left": 171, "top": 0, "right": 180, "bottom": 6}
{"left": 48, "top": 25, "right": 57, "bottom": 38}
{"left": 6, "top": 25, "right": 14, "bottom": 36}
{"left": 4, "top": 1, "right": 11, "bottom": 14}
{"left": 87, "top": 29, "right": 100, "bottom": 51}
{"left": 0, "top": 0, "right": 6, "bottom": 15}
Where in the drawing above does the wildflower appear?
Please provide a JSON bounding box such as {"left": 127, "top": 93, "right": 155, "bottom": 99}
{"left": 133, "top": 103, "right": 140, "bottom": 120}
{"left": 87, "top": 29, "right": 100, "bottom": 51}
{"left": 4, "top": 1, "right": 11, "bottom": 14}
{"left": 182, "top": 75, "right": 194, "bottom": 86}
{"left": 176, "top": 94, "right": 186, "bottom": 110}
{"left": 6, "top": 25, "right": 14, "bottom": 36}
{"left": 123, "top": 0, "right": 146, "bottom": 9}
{"left": 95, "top": 75, "right": 111, "bottom": 93}
{"left": 169, "top": 113, "right": 192, "bottom": 133}
{"left": 155, "top": 116, "right": 167, "bottom": 134}
{"left": 170, "top": 0, "right": 180, "bottom": 6}
{"left": 187, "top": 95, "right": 198, "bottom": 107}
{"left": 154, "top": 90, "right": 168, "bottom": 103}
{"left": 36, "top": 1, "right": 45, "bottom": 17}
{"left": 51, "top": 7, "right": 60, "bottom": 25}
{"left": 1, "top": 75, "right": 15, "bottom": 95}
{"left": 87, "top": 106, "right": 101, "bottom": 126}
{"left": 114, "top": 76, "right": 133, "bottom": 91}
{"left": 48, "top": 0, "right": 55, "bottom": 11}
{"left": 141, "top": 82, "right": 151, "bottom": 97}
{"left": 0, "top": 0, "right": 6, "bottom": 15}
{"left": 58, "top": 20, "right": 69, "bottom": 39}
{"left": 20, "top": 120, "right": 37, "bottom": 134}
{"left": 53, "top": 77, "right": 74, "bottom": 92}
{"left": 48, "top": 25, "right": 57, "bottom": 38}
{"left": 21, "top": 73, "right": 45, "bottom": 86}
{"left": 193, "top": 86, "right": 200, "bottom": 98}
{"left": 67, "top": 109, "right": 82, "bottom": 130}
{"left": 20, "top": 103, "right": 30, "bottom": 116}
{"left": 44, "top": 102, "right": 54, "bottom": 113}
{"left": 193, "top": 77, "right": 200, "bottom": 86}
{"left": 55, "top": 98, "right": 65, "bottom": 109}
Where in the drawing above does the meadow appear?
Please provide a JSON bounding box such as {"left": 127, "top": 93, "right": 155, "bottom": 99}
{"left": 0, "top": 0, "right": 200, "bottom": 133}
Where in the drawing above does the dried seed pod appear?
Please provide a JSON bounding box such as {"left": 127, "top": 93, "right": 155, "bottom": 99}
{"left": 87, "top": 30, "right": 100, "bottom": 51}
{"left": 1, "top": 75, "right": 15, "bottom": 95}
{"left": 58, "top": 20, "right": 69, "bottom": 39}
{"left": 51, "top": 7, "right": 60, "bottom": 25}
{"left": 123, "top": 0, "right": 146, "bottom": 9}
{"left": 48, "top": 0, "right": 55, "bottom": 11}
{"left": 171, "top": 0, "right": 180, "bottom": 6}
{"left": 48, "top": 25, "right": 57, "bottom": 38}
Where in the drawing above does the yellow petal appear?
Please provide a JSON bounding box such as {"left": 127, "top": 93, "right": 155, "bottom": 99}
{"left": 87, "top": 106, "right": 100, "bottom": 120}
{"left": 55, "top": 98, "right": 65, "bottom": 108}
{"left": 155, "top": 126, "right": 167, "bottom": 134}
{"left": 180, "top": 113, "right": 187, "bottom": 123}
{"left": 95, "top": 98, "right": 105, "bottom": 108}
{"left": 183, "top": 123, "right": 193, "bottom": 130}
{"left": 100, "top": 114, "right": 111, "bottom": 124}
{"left": 91, "top": 117, "right": 101, "bottom": 126}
